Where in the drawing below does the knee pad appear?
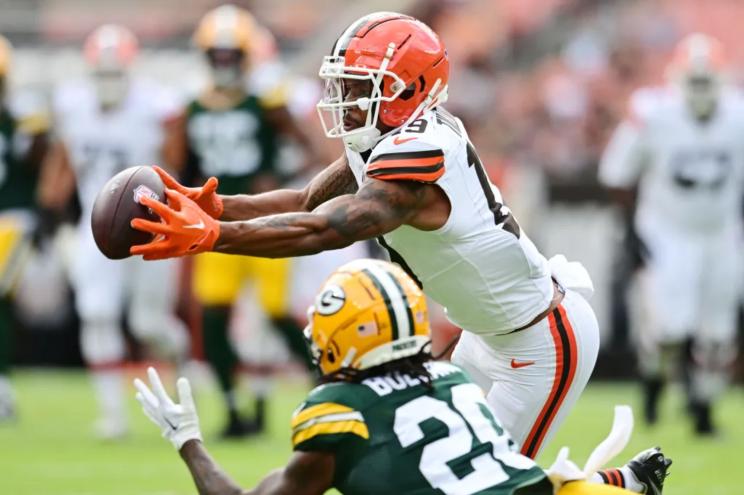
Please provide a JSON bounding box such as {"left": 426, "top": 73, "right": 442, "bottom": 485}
{"left": 80, "top": 320, "right": 125, "bottom": 366}
{"left": 690, "top": 340, "right": 736, "bottom": 401}
{"left": 129, "top": 305, "right": 189, "bottom": 361}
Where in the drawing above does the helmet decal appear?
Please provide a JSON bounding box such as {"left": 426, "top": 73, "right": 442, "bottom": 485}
{"left": 315, "top": 285, "right": 346, "bottom": 316}
{"left": 304, "top": 259, "right": 431, "bottom": 377}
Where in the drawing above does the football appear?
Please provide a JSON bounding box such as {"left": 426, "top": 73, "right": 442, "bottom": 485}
{"left": 90, "top": 166, "right": 165, "bottom": 259}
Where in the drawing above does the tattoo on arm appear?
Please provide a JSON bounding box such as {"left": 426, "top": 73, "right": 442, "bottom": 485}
{"left": 215, "top": 179, "right": 428, "bottom": 258}
{"left": 320, "top": 179, "right": 426, "bottom": 239}
{"left": 302, "top": 154, "right": 358, "bottom": 211}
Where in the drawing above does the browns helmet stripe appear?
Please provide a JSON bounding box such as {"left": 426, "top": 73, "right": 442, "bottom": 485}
{"left": 332, "top": 12, "right": 412, "bottom": 57}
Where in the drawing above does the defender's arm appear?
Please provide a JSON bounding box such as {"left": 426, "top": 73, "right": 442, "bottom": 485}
{"left": 179, "top": 440, "right": 333, "bottom": 495}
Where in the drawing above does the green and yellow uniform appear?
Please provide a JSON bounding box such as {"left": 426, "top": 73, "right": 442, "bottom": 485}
{"left": 0, "top": 106, "right": 44, "bottom": 211}
{"left": 0, "top": 103, "right": 47, "bottom": 292}
{"left": 291, "top": 362, "right": 550, "bottom": 495}
{"left": 0, "top": 99, "right": 48, "bottom": 378}
{"left": 185, "top": 93, "right": 280, "bottom": 195}
{"left": 185, "top": 91, "right": 289, "bottom": 310}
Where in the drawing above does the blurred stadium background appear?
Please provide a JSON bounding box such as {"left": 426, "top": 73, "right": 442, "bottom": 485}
{"left": 0, "top": 0, "right": 742, "bottom": 493}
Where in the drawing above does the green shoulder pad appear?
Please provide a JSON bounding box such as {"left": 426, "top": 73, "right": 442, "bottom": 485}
{"left": 290, "top": 382, "right": 374, "bottom": 452}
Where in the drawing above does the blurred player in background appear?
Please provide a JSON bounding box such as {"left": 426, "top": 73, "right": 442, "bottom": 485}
{"left": 134, "top": 260, "right": 671, "bottom": 495}
{"left": 600, "top": 33, "right": 744, "bottom": 435}
{"left": 37, "top": 24, "right": 189, "bottom": 439}
{"left": 0, "top": 34, "right": 49, "bottom": 420}
{"left": 163, "top": 4, "right": 322, "bottom": 437}
{"left": 131, "top": 12, "right": 599, "bottom": 459}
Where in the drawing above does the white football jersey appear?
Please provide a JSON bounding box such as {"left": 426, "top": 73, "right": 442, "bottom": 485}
{"left": 599, "top": 86, "right": 744, "bottom": 234}
{"left": 345, "top": 108, "right": 553, "bottom": 334}
{"left": 53, "top": 78, "right": 181, "bottom": 221}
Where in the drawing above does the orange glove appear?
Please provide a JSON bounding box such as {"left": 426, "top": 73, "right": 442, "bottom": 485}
{"left": 130, "top": 189, "right": 220, "bottom": 260}
{"left": 152, "top": 165, "right": 224, "bottom": 219}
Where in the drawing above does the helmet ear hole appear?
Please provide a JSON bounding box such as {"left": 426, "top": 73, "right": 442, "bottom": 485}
{"left": 399, "top": 83, "right": 416, "bottom": 101}
{"left": 327, "top": 347, "right": 336, "bottom": 363}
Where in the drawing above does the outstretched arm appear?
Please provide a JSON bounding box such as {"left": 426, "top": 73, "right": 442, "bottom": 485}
{"left": 219, "top": 153, "right": 357, "bottom": 221}
{"left": 215, "top": 178, "right": 427, "bottom": 258}
{"left": 179, "top": 441, "right": 333, "bottom": 495}
{"left": 134, "top": 368, "right": 334, "bottom": 495}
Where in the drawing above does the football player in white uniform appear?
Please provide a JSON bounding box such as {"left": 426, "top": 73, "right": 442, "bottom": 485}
{"left": 599, "top": 33, "right": 743, "bottom": 434}
{"left": 38, "top": 25, "right": 189, "bottom": 438}
{"left": 129, "top": 13, "right": 599, "bottom": 458}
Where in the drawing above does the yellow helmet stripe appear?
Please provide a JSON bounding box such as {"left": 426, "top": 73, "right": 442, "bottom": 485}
{"left": 362, "top": 265, "right": 414, "bottom": 338}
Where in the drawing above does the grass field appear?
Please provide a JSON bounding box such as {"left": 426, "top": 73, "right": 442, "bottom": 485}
{"left": 0, "top": 369, "right": 741, "bottom": 494}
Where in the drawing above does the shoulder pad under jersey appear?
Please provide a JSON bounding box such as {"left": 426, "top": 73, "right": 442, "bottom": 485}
{"left": 367, "top": 121, "right": 445, "bottom": 183}
{"left": 290, "top": 382, "right": 372, "bottom": 451}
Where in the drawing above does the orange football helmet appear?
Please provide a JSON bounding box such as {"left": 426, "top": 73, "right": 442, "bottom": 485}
{"left": 317, "top": 12, "right": 449, "bottom": 152}
{"left": 84, "top": 25, "right": 138, "bottom": 107}
{"left": 666, "top": 33, "right": 727, "bottom": 119}
{"left": 84, "top": 24, "right": 138, "bottom": 71}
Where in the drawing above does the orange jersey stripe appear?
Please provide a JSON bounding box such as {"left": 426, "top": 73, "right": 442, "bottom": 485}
{"left": 367, "top": 167, "right": 444, "bottom": 183}
{"left": 369, "top": 155, "right": 443, "bottom": 169}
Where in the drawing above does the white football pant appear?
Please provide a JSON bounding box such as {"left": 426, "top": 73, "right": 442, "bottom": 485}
{"left": 452, "top": 288, "right": 599, "bottom": 459}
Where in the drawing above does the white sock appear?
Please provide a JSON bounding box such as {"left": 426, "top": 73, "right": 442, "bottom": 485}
{"left": 91, "top": 369, "right": 126, "bottom": 425}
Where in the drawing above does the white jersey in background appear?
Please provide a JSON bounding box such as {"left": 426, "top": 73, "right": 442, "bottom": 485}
{"left": 600, "top": 87, "right": 744, "bottom": 235}
{"left": 52, "top": 77, "right": 188, "bottom": 438}
{"left": 600, "top": 86, "right": 744, "bottom": 346}
{"left": 346, "top": 107, "right": 599, "bottom": 458}
{"left": 53, "top": 78, "right": 180, "bottom": 220}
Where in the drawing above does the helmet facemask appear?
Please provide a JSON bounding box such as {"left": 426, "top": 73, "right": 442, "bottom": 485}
{"left": 681, "top": 69, "right": 721, "bottom": 121}
{"left": 206, "top": 48, "right": 246, "bottom": 89}
{"left": 317, "top": 47, "right": 406, "bottom": 153}
{"left": 92, "top": 68, "right": 129, "bottom": 109}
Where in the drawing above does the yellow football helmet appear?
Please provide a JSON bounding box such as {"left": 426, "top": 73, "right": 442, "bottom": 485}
{"left": 305, "top": 259, "right": 431, "bottom": 377}
{"left": 193, "top": 4, "right": 256, "bottom": 54}
{"left": 0, "top": 34, "right": 11, "bottom": 78}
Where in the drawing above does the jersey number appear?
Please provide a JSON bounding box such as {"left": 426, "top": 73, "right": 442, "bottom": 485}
{"left": 393, "top": 383, "right": 534, "bottom": 494}
{"left": 467, "top": 143, "right": 520, "bottom": 238}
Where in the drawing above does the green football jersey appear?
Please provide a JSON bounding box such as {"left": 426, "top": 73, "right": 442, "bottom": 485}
{"left": 291, "top": 361, "right": 549, "bottom": 495}
{"left": 185, "top": 94, "right": 279, "bottom": 196}
{"left": 0, "top": 107, "right": 38, "bottom": 211}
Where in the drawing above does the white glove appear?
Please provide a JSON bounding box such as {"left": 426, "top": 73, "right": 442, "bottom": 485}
{"left": 548, "top": 254, "right": 594, "bottom": 300}
{"left": 134, "top": 367, "right": 202, "bottom": 450}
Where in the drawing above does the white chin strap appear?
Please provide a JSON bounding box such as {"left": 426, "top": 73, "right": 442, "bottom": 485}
{"left": 343, "top": 127, "right": 381, "bottom": 153}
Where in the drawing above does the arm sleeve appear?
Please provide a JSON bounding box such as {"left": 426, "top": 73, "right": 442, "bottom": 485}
{"left": 598, "top": 121, "right": 647, "bottom": 189}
